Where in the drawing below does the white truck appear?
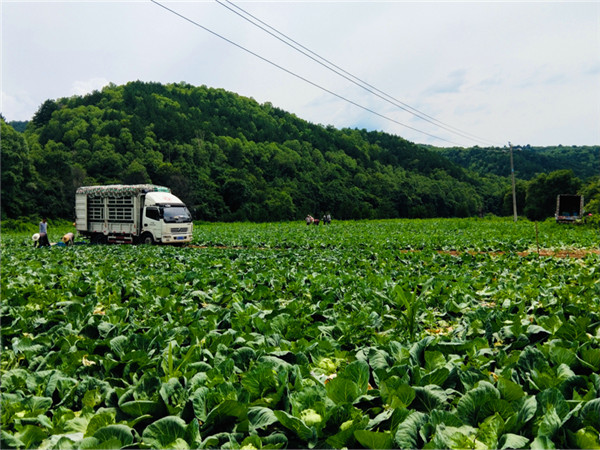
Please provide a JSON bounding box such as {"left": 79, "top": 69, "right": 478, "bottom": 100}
{"left": 75, "top": 184, "right": 193, "bottom": 244}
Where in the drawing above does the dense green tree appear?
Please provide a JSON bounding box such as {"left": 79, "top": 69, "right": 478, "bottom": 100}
{"left": 580, "top": 178, "right": 600, "bottom": 215}
{"left": 30, "top": 140, "right": 75, "bottom": 218}
{"left": 501, "top": 180, "right": 527, "bottom": 217}
{"left": 0, "top": 120, "right": 38, "bottom": 218}
{"left": 9, "top": 81, "right": 596, "bottom": 222}
{"left": 524, "top": 170, "right": 582, "bottom": 221}
{"left": 31, "top": 99, "right": 59, "bottom": 129}
{"left": 7, "top": 120, "right": 28, "bottom": 133}
{"left": 123, "top": 159, "right": 151, "bottom": 184}
{"left": 432, "top": 145, "right": 599, "bottom": 181}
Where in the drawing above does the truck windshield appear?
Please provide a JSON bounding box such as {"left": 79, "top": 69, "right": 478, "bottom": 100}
{"left": 162, "top": 206, "right": 192, "bottom": 223}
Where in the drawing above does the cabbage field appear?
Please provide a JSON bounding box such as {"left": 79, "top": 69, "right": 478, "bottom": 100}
{"left": 2, "top": 218, "right": 600, "bottom": 449}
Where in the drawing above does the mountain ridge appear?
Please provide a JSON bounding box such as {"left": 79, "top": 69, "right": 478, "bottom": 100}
{"left": 3, "top": 80, "right": 595, "bottom": 221}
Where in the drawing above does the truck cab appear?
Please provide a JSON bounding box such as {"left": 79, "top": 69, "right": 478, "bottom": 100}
{"left": 141, "top": 191, "right": 193, "bottom": 244}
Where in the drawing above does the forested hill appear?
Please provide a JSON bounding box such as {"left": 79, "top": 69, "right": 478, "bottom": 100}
{"left": 2, "top": 81, "right": 509, "bottom": 221}
{"left": 428, "top": 145, "right": 599, "bottom": 181}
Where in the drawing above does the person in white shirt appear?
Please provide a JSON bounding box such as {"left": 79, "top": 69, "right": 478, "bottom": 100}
{"left": 38, "top": 218, "right": 50, "bottom": 246}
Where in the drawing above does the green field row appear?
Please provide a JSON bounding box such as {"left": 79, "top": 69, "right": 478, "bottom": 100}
{"left": 2, "top": 219, "right": 599, "bottom": 449}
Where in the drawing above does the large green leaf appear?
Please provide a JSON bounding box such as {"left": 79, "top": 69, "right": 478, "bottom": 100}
{"left": 202, "top": 400, "right": 248, "bottom": 433}
{"left": 456, "top": 381, "right": 500, "bottom": 426}
{"left": 190, "top": 387, "right": 210, "bottom": 422}
{"left": 424, "top": 350, "right": 446, "bottom": 371}
{"left": 85, "top": 410, "right": 118, "bottom": 436}
{"left": 326, "top": 376, "right": 360, "bottom": 404}
{"left": 427, "top": 424, "right": 478, "bottom": 450}
{"left": 13, "top": 425, "right": 49, "bottom": 449}
{"left": 89, "top": 424, "right": 134, "bottom": 448}
{"left": 380, "top": 377, "right": 415, "bottom": 409}
{"left": 185, "top": 419, "right": 202, "bottom": 450}
{"left": 261, "top": 431, "right": 288, "bottom": 449}
{"left": 505, "top": 395, "right": 537, "bottom": 434}
{"left": 1, "top": 369, "right": 28, "bottom": 392}
{"left": 119, "top": 399, "right": 165, "bottom": 417}
{"left": 354, "top": 430, "right": 394, "bottom": 449}
{"left": 419, "top": 367, "right": 450, "bottom": 386}
{"left": 412, "top": 385, "right": 447, "bottom": 413}
{"left": 480, "top": 399, "right": 514, "bottom": 421}
{"left": 394, "top": 411, "right": 427, "bottom": 449}
{"left": 498, "top": 433, "right": 529, "bottom": 449}
{"left": 326, "top": 417, "right": 369, "bottom": 449}
{"left": 537, "top": 388, "right": 568, "bottom": 419}
{"left": 1, "top": 430, "right": 25, "bottom": 449}
{"left": 428, "top": 409, "right": 463, "bottom": 427}
{"left": 537, "top": 406, "right": 561, "bottom": 439}
{"left": 531, "top": 434, "right": 556, "bottom": 450}
{"left": 273, "top": 410, "right": 315, "bottom": 442}
{"left": 241, "top": 361, "right": 281, "bottom": 400}
{"left": 341, "top": 360, "right": 371, "bottom": 394}
{"left": 574, "top": 426, "right": 600, "bottom": 449}
{"left": 579, "top": 346, "right": 600, "bottom": 371}
{"left": 497, "top": 376, "right": 524, "bottom": 402}
{"left": 580, "top": 398, "right": 600, "bottom": 428}
{"left": 109, "top": 335, "right": 129, "bottom": 360}
{"left": 517, "top": 346, "right": 549, "bottom": 374}
{"left": 360, "top": 347, "right": 391, "bottom": 373}
{"left": 142, "top": 416, "right": 189, "bottom": 449}
{"left": 548, "top": 345, "right": 577, "bottom": 366}
{"left": 476, "top": 413, "right": 504, "bottom": 448}
{"left": 38, "top": 432, "right": 83, "bottom": 450}
{"left": 159, "top": 377, "right": 188, "bottom": 416}
{"left": 248, "top": 407, "right": 278, "bottom": 430}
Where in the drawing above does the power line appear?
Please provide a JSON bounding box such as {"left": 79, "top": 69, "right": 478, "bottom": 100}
{"left": 217, "top": 0, "right": 499, "bottom": 147}
{"left": 150, "top": 0, "right": 461, "bottom": 146}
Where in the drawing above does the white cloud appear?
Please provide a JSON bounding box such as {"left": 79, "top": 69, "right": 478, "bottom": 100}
{"left": 1, "top": 89, "right": 37, "bottom": 122}
{"left": 424, "top": 70, "right": 468, "bottom": 95}
{"left": 1, "top": 1, "right": 598, "bottom": 146}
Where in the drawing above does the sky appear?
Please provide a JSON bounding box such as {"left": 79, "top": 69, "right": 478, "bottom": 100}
{"left": 2, "top": 0, "right": 599, "bottom": 148}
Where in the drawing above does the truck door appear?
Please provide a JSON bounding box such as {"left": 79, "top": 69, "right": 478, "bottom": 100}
{"left": 143, "top": 206, "right": 162, "bottom": 243}
{"left": 75, "top": 194, "right": 87, "bottom": 231}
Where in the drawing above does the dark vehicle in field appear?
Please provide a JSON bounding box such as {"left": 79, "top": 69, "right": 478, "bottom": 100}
{"left": 555, "top": 194, "right": 584, "bottom": 223}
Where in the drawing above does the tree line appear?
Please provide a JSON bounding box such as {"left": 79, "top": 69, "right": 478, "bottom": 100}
{"left": 429, "top": 144, "right": 599, "bottom": 181}
{"left": 1, "top": 81, "right": 598, "bottom": 222}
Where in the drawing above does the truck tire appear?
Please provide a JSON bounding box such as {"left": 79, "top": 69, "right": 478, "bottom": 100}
{"left": 140, "top": 233, "right": 154, "bottom": 245}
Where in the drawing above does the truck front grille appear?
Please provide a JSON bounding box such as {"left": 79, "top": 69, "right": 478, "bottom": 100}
{"left": 171, "top": 227, "right": 189, "bottom": 234}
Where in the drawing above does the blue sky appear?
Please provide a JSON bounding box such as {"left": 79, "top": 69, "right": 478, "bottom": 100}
{"left": 2, "top": 0, "right": 599, "bottom": 148}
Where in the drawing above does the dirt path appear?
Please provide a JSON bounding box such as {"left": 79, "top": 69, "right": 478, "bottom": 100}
{"left": 518, "top": 249, "right": 600, "bottom": 258}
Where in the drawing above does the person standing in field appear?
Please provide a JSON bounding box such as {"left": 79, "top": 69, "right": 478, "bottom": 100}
{"left": 38, "top": 218, "right": 50, "bottom": 247}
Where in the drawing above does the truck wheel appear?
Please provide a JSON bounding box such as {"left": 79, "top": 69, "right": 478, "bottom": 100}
{"left": 140, "top": 233, "right": 154, "bottom": 245}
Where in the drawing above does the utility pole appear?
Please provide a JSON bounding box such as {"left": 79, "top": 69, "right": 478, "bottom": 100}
{"left": 509, "top": 142, "right": 518, "bottom": 222}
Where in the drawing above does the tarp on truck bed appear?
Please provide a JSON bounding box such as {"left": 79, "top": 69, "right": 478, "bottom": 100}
{"left": 76, "top": 184, "right": 170, "bottom": 198}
